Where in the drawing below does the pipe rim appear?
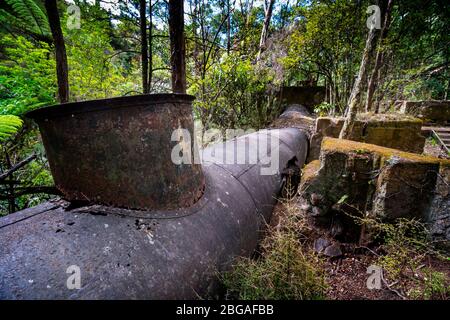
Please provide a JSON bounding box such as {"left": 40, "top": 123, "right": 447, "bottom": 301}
{"left": 26, "top": 93, "right": 195, "bottom": 119}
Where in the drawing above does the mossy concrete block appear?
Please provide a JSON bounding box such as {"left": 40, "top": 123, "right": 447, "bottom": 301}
{"left": 427, "top": 165, "right": 450, "bottom": 250}
{"left": 300, "top": 140, "right": 377, "bottom": 218}
{"left": 400, "top": 100, "right": 450, "bottom": 124}
{"left": 309, "top": 117, "right": 343, "bottom": 161}
{"left": 307, "top": 113, "right": 426, "bottom": 161}
{"left": 372, "top": 161, "right": 439, "bottom": 220}
{"left": 300, "top": 137, "right": 450, "bottom": 245}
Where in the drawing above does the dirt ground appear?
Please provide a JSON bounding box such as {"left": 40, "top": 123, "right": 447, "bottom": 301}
{"left": 423, "top": 138, "right": 449, "bottom": 159}
{"left": 324, "top": 248, "right": 449, "bottom": 300}
{"left": 271, "top": 201, "right": 450, "bottom": 300}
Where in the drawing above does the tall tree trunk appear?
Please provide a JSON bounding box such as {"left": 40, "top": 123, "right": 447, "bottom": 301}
{"left": 257, "top": 0, "right": 275, "bottom": 61}
{"left": 226, "top": 0, "right": 231, "bottom": 53}
{"left": 148, "top": 0, "right": 153, "bottom": 93}
{"left": 139, "top": 0, "right": 149, "bottom": 94}
{"left": 168, "top": 0, "right": 186, "bottom": 93}
{"left": 243, "top": 0, "right": 254, "bottom": 28}
{"left": 189, "top": 0, "right": 201, "bottom": 77}
{"left": 44, "top": 0, "right": 69, "bottom": 103}
{"left": 365, "top": 0, "right": 393, "bottom": 112}
{"left": 374, "top": 51, "right": 386, "bottom": 113}
{"left": 339, "top": 25, "right": 378, "bottom": 139}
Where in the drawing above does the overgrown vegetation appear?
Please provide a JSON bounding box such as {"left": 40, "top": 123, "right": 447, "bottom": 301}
{"left": 354, "top": 215, "right": 450, "bottom": 300}
{"left": 221, "top": 196, "right": 327, "bottom": 300}
{"left": 0, "top": 115, "right": 23, "bottom": 141}
{"left": 221, "top": 190, "right": 449, "bottom": 300}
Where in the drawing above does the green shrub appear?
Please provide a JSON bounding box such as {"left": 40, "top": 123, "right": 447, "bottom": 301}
{"left": 222, "top": 201, "right": 327, "bottom": 300}
{"left": 407, "top": 269, "right": 450, "bottom": 300}
{"left": 190, "top": 53, "right": 282, "bottom": 131}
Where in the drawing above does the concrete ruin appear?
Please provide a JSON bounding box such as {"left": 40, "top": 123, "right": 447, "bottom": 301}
{"left": 397, "top": 100, "right": 450, "bottom": 125}
{"left": 308, "top": 113, "right": 426, "bottom": 161}
{"left": 299, "top": 137, "right": 450, "bottom": 248}
{"left": 279, "top": 86, "right": 326, "bottom": 111}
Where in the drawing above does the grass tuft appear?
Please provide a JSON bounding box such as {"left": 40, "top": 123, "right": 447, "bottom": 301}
{"left": 221, "top": 194, "right": 327, "bottom": 300}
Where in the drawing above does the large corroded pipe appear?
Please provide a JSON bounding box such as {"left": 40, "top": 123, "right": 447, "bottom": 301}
{"left": 0, "top": 109, "right": 309, "bottom": 299}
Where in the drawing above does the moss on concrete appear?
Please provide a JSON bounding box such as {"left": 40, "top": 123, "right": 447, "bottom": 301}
{"left": 307, "top": 114, "right": 427, "bottom": 161}
{"left": 300, "top": 160, "right": 321, "bottom": 187}
{"left": 322, "top": 137, "right": 450, "bottom": 165}
{"left": 300, "top": 137, "right": 450, "bottom": 246}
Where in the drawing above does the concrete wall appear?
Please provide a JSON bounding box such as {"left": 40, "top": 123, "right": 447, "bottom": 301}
{"left": 399, "top": 100, "right": 450, "bottom": 125}
{"left": 279, "top": 86, "right": 326, "bottom": 110}
{"left": 308, "top": 114, "right": 426, "bottom": 161}
{"left": 299, "top": 137, "right": 450, "bottom": 249}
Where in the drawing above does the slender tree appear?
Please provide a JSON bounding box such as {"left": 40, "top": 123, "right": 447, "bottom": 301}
{"left": 168, "top": 0, "right": 186, "bottom": 93}
{"left": 257, "top": 0, "right": 275, "bottom": 60}
{"left": 148, "top": 0, "right": 153, "bottom": 93}
{"left": 365, "top": 0, "right": 394, "bottom": 112}
{"left": 226, "top": 0, "right": 231, "bottom": 53}
{"left": 139, "top": 0, "right": 149, "bottom": 94}
{"left": 44, "top": 0, "right": 69, "bottom": 103}
{"left": 339, "top": 20, "right": 378, "bottom": 139}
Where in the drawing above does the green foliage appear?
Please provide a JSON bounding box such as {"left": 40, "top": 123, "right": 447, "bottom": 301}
{"left": 349, "top": 214, "right": 449, "bottom": 300}
{"left": 427, "top": 136, "right": 438, "bottom": 147}
{"left": 357, "top": 217, "right": 437, "bottom": 279}
{"left": 280, "top": 0, "right": 449, "bottom": 109}
{"left": 314, "top": 102, "right": 337, "bottom": 117}
{"left": 0, "top": 35, "right": 56, "bottom": 115}
{"left": 377, "top": 219, "right": 431, "bottom": 277}
{"left": 222, "top": 201, "right": 327, "bottom": 300}
{"left": 190, "top": 53, "right": 281, "bottom": 130}
{"left": 62, "top": 10, "right": 137, "bottom": 100}
{"left": 407, "top": 269, "right": 450, "bottom": 300}
{"left": 0, "top": 115, "right": 23, "bottom": 141}
{"left": 0, "top": 0, "right": 50, "bottom": 39}
{"left": 0, "top": 123, "right": 54, "bottom": 216}
{"left": 280, "top": 0, "right": 366, "bottom": 110}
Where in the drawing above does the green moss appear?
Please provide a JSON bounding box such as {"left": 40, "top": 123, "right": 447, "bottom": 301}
{"left": 301, "top": 160, "right": 321, "bottom": 184}
{"left": 322, "top": 137, "right": 450, "bottom": 165}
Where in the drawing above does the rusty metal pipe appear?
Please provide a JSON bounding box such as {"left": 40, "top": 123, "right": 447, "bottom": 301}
{"left": 26, "top": 94, "right": 205, "bottom": 211}
{"left": 0, "top": 107, "right": 309, "bottom": 299}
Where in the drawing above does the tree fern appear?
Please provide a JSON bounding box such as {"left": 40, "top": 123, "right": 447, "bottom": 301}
{"left": 0, "top": 115, "right": 23, "bottom": 141}
{"left": 0, "top": 0, "right": 50, "bottom": 39}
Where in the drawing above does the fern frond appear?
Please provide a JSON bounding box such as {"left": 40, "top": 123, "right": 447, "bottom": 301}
{"left": 0, "top": 115, "right": 23, "bottom": 141}
{"left": 0, "top": 9, "right": 41, "bottom": 36}
{"left": 3, "top": 0, "right": 50, "bottom": 37}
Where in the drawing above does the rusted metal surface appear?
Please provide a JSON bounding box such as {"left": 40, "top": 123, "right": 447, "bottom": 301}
{"left": 26, "top": 94, "right": 205, "bottom": 211}
{"left": 0, "top": 164, "right": 256, "bottom": 299}
{"left": 0, "top": 125, "right": 308, "bottom": 299}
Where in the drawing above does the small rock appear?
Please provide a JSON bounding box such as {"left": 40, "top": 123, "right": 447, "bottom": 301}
{"left": 299, "top": 202, "right": 311, "bottom": 212}
{"left": 323, "top": 243, "right": 343, "bottom": 258}
{"left": 311, "top": 206, "right": 323, "bottom": 217}
{"left": 330, "top": 217, "right": 344, "bottom": 237}
{"left": 314, "top": 238, "right": 330, "bottom": 253}
{"left": 310, "top": 193, "right": 323, "bottom": 206}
